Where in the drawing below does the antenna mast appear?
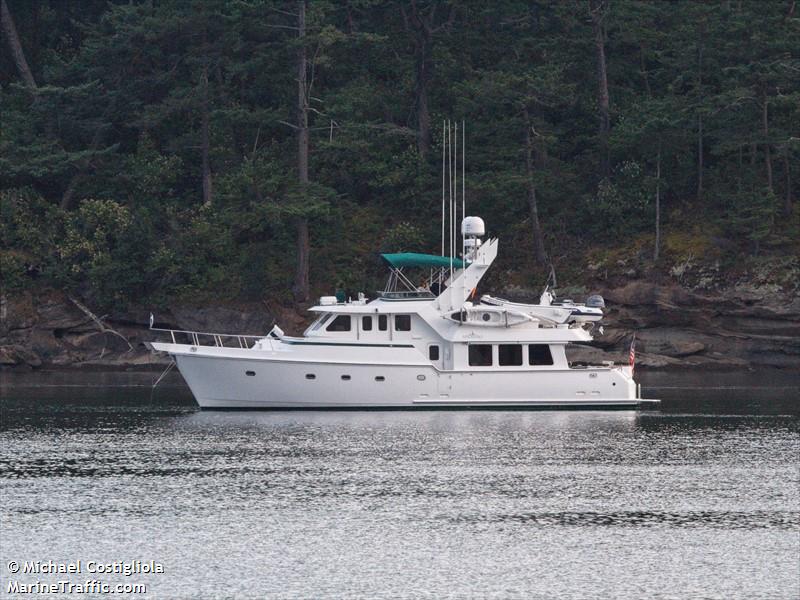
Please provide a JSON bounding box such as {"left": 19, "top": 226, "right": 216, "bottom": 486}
{"left": 453, "top": 122, "right": 458, "bottom": 281}
{"left": 448, "top": 121, "right": 453, "bottom": 279}
{"left": 441, "top": 121, "right": 445, "bottom": 258}
{"left": 462, "top": 120, "right": 465, "bottom": 262}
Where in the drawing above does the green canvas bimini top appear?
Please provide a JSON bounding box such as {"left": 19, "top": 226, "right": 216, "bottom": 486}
{"left": 380, "top": 253, "right": 465, "bottom": 270}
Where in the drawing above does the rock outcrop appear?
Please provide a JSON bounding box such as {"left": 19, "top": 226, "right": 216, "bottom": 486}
{"left": 1, "top": 280, "right": 798, "bottom": 370}
{"left": 0, "top": 290, "right": 291, "bottom": 370}
{"left": 564, "top": 281, "right": 800, "bottom": 369}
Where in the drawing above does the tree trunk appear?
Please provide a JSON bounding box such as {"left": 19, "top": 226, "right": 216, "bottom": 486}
{"left": 696, "top": 37, "right": 704, "bottom": 201}
{"left": 0, "top": 0, "right": 37, "bottom": 88}
{"left": 523, "top": 108, "right": 548, "bottom": 265}
{"left": 292, "top": 0, "right": 310, "bottom": 302}
{"left": 762, "top": 92, "right": 773, "bottom": 194}
{"left": 639, "top": 44, "right": 651, "bottom": 97}
{"left": 401, "top": 3, "right": 452, "bottom": 161}
{"left": 784, "top": 147, "right": 793, "bottom": 216}
{"left": 589, "top": 0, "right": 610, "bottom": 178}
{"left": 737, "top": 145, "right": 743, "bottom": 192}
{"left": 201, "top": 61, "right": 213, "bottom": 206}
{"left": 654, "top": 143, "right": 661, "bottom": 262}
{"left": 697, "top": 113, "right": 704, "bottom": 200}
{"left": 414, "top": 43, "right": 432, "bottom": 160}
{"left": 60, "top": 174, "right": 83, "bottom": 210}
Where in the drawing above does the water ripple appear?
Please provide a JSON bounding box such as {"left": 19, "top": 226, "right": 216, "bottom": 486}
{"left": 452, "top": 509, "right": 800, "bottom": 530}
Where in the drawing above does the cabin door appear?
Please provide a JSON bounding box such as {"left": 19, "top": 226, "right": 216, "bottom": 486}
{"left": 437, "top": 345, "right": 453, "bottom": 397}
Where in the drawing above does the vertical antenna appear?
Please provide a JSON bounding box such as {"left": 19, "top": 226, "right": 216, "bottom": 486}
{"left": 448, "top": 120, "right": 453, "bottom": 280}
{"left": 462, "top": 119, "right": 466, "bottom": 262}
{"left": 441, "top": 121, "right": 445, "bottom": 258}
{"left": 453, "top": 122, "right": 457, "bottom": 276}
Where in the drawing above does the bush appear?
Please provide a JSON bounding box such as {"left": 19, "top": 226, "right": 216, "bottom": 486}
{"left": 55, "top": 199, "right": 157, "bottom": 308}
{"left": 0, "top": 188, "right": 64, "bottom": 286}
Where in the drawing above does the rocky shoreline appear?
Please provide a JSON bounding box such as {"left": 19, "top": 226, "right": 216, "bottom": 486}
{"left": 1, "top": 280, "right": 799, "bottom": 372}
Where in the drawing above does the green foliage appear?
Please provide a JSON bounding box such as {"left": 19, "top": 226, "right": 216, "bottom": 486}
{"left": 1, "top": 0, "right": 797, "bottom": 306}
{"left": 380, "top": 222, "right": 425, "bottom": 254}
{"left": 587, "top": 161, "right": 659, "bottom": 237}
{"left": 721, "top": 188, "right": 778, "bottom": 254}
{"left": 0, "top": 253, "right": 27, "bottom": 291}
{"left": 56, "top": 199, "right": 143, "bottom": 305}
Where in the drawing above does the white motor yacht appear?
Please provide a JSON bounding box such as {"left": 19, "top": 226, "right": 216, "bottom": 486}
{"left": 150, "top": 216, "right": 650, "bottom": 409}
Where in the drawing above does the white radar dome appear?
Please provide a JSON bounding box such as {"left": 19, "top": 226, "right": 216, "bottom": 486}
{"left": 461, "top": 216, "right": 485, "bottom": 237}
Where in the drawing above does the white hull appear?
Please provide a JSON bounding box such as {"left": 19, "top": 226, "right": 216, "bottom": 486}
{"left": 165, "top": 345, "right": 640, "bottom": 409}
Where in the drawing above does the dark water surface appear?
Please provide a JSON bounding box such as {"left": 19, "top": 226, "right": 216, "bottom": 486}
{"left": 1, "top": 371, "right": 798, "bottom": 599}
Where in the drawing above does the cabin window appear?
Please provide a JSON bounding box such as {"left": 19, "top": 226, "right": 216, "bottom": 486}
{"left": 326, "top": 315, "right": 351, "bottom": 332}
{"left": 429, "top": 345, "right": 440, "bottom": 361}
{"left": 395, "top": 315, "right": 411, "bottom": 331}
{"left": 362, "top": 316, "right": 372, "bottom": 331}
{"left": 378, "top": 315, "right": 388, "bottom": 331}
{"left": 529, "top": 344, "right": 554, "bottom": 366}
{"left": 469, "top": 344, "right": 493, "bottom": 367}
{"left": 498, "top": 344, "right": 523, "bottom": 366}
{"left": 311, "top": 313, "right": 332, "bottom": 331}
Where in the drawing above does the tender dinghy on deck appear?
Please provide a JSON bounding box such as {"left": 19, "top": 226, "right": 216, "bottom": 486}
{"left": 446, "top": 304, "right": 534, "bottom": 327}
{"left": 480, "top": 293, "right": 604, "bottom": 325}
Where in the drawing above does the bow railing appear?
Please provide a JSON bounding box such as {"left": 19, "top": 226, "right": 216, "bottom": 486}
{"left": 149, "top": 326, "right": 267, "bottom": 349}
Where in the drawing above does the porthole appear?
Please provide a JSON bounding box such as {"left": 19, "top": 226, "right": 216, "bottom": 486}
{"left": 417, "top": 374, "right": 426, "bottom": 381}
{"left": 341, "top": 375, "right": 351, "bottom": 381}
{"left": 305, "top": 374, "right": 316, "bottom": 380}
{"left": 375, "top": 376, "right": 385, "bottom": 382}
{"left": 245, "top": 370, "right": 255, "bottom": 376}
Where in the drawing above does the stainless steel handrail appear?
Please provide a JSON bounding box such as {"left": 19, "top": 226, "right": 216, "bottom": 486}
{"left": 150, "top": 326, "right": 268, "bottom": 349}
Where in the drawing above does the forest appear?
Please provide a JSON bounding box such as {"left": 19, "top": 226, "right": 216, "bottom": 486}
{"left": 2, "top": 0, "right": 798, "bottom": 311}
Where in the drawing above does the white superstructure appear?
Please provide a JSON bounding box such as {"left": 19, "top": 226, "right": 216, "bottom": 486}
{"left": 150, "top": 217, "right": 647, "bottom": 410}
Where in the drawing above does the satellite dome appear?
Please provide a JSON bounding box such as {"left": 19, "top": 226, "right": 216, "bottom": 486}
{"left": 461, "top": 216, "right": 485, "bottom": 237}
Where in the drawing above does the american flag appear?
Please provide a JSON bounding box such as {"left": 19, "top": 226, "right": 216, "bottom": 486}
{"left": 629, "top": 333, "right": 636, "bottom": 374}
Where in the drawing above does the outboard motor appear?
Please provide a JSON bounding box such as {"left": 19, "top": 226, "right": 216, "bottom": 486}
{"left": 586, "top": 294, "right": 606, "bottom": 308}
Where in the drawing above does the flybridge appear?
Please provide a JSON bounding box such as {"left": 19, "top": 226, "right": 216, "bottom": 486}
{"left": 378, "top": 224, "right": 492, "bottom": 303}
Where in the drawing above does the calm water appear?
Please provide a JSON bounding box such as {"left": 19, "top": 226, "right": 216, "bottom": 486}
{"left": 1, "top": 371, "right": 798, "bottom": 599}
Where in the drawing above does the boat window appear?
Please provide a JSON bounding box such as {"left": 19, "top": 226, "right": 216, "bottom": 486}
{"left": 375, "top": 376, "right": 385, "bottom": 382}
{"left": 362, "top": 316, "right": 372, "bottom": 331}
{"left": 378, "top": 315, "right": 388, "bottom": 331}
{"left": 395, "top": 315, "right": 411, "bottom": 331}
{"left": 326, "top": 315, "right": 351, "bottom": 332}
{"left": 449, "top": 311, "right": 466, "bottom": 322}
{"left": 245, "top": 370, "right": 255, "bottom": 376}
{"left": 311, "top": 313, "right": 332, "bottom": 331}
{"left": 499, "top": 344, "right": 522, "bottom": 366}
{"left": 429, "top": 345, "right": 440, "bottom": 361}
{"left": 341, "top": 375, "right": 351, "bottom": 381}
{"left": 469, "top": 344, "right": 493, "bottom": 367}
{"left": 529, "top": 344, "right": 554, "bottom": 366}
{"left": 306, "top": 374, "right": 316, "bottom": 380}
